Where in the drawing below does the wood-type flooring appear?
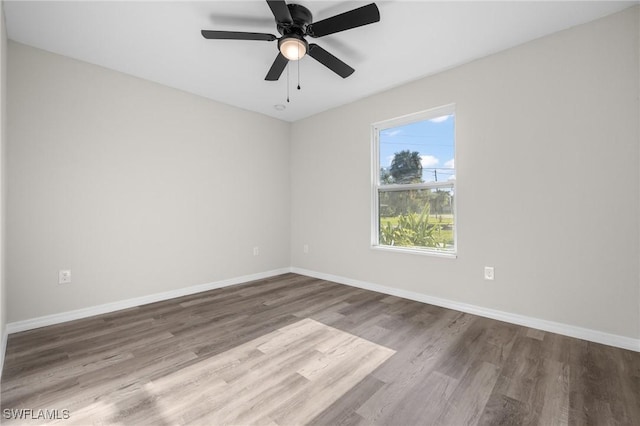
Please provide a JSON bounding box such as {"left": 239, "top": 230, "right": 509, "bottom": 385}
{"left": 1, "top": 273, "right": 639, "bottom": 425}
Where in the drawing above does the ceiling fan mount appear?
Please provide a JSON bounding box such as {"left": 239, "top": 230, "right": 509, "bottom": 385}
{"left": 201, "top": 1, "right": 380, "bottom": 81}
{"left": 276, "top": 4, "right": 312, "bottom": 36}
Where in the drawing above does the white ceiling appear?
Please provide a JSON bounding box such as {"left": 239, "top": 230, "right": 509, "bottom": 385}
{"left": 4, "top": 1, "right": 637, "bottom": 122}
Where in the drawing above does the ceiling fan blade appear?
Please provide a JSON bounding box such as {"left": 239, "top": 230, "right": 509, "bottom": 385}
{"left": 266, "top": 0, "right": 292, "bottom": 25}
{"left": 201, "top": 30, "right": 276, "bottom": 41}
{"left": 265, "top": 53, "right": 289, "bottom": 81}
{"left": 307, "top": 3, "right": 380, "bottom": 38}
{"left": 308, "top": 44, "right": 354, "bottom": 78}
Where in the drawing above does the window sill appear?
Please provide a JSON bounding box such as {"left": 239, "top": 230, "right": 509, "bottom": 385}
{"left": 371, "top": 245, "right": 457, "bottom": 259}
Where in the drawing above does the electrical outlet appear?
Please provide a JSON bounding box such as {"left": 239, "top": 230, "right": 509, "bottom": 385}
{"left": 59, "top": 270, "right": 71, "bottom": 284}
{"left": 484, "top": 266, "right": 495, "bottom": 281}
{"left": 253, "top": 247, "right": 260, "bottom": 256}
{"left": 303, "top": 244, "right": 309, "bottom": 254}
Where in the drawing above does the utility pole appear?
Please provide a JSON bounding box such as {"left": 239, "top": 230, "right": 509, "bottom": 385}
{"left": 434, "top": 169, "right": 438, "bottom": 182}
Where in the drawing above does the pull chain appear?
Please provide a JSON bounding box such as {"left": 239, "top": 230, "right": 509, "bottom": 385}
{"left": 285, "top": 45, "right": 303, "bottom": 103}
{"left": 297, "top": 44, "right": 301, "bottom": 90}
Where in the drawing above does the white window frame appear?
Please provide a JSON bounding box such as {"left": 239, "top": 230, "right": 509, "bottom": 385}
{"left": 371, "top": 104, "right": 457, "bottom": 257}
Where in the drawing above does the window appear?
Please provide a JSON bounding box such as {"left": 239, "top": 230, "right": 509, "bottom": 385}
{"left": 371, "top": 105, "right": 456, "bottom": 255}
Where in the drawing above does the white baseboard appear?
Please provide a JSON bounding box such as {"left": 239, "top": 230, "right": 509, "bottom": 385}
{"left": 6, "top": 268, "right": 290, "bottom": 334}
{"left": 291, "top": 267, "right": 640, "bottom": 352}
{"left": 6, "top": 266, "right": 639, "bottom": 353}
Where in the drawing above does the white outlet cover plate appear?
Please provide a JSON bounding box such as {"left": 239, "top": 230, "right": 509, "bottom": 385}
{"left": 58, "top": 270, "right": 71, "bottom": 284}
{"left": 484, "top": 267, "right": 495, "bottom": 280}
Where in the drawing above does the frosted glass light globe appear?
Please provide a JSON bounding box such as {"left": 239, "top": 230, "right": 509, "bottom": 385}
{"left": 280, "top": 38, "right": 306, "bottom": 61}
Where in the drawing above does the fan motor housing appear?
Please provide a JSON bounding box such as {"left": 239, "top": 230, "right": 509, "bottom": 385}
{"left": 277, "top": 4, "right": 313, "bottom": 36}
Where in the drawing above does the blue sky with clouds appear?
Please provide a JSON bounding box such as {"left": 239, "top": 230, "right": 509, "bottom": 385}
{"left": 380, "top": 114, "right": 455, "bottom": 183}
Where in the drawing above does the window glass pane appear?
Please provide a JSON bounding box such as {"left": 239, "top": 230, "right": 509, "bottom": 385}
{"left": 379, "top": 114, "right": 455, "bottom": 185}
{"left": 378, "top": 187, "right": 454, "bottom": 252}
{"left": 374, "top": 107, "right": 456, "bottom": 254}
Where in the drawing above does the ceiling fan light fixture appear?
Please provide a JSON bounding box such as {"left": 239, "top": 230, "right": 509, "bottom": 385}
{"left": 279, "top": 36, "right": 307, "bottom": 61}
{"left": 202, "top": 1, "right": 381, "bottom": 81}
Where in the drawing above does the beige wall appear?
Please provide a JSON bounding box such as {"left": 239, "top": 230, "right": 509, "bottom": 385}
{"left": 4, "top": 7, "right": 639, "bottom": 342}
{"left": 1, "top": 0, "right": 7, "bottom": 362}
{"left": 7, "top": 42, "right": 291, "bottom": 322}
{"left": 290, "top": 7, "right": 640, "bottom": 339}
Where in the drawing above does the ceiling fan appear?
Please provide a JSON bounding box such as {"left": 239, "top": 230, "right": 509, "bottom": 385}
{"left": 201, "top": 1, "right": 380, "bottom": 81}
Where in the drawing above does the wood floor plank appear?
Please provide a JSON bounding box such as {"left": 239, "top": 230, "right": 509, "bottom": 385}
{"left": 307, "top": 375, "right": 386, "bottom": 426}
{"left": 477, "top": 393, "right": 529, "bottom": 426}
{"left": 435, "top": 360, "right": 501, "bottom": 426}
{"left": 1, "top": 273, "right": 638, "bottom": 426}
{"left": 371, "top": 371, "right": 458, "bottom": 426}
